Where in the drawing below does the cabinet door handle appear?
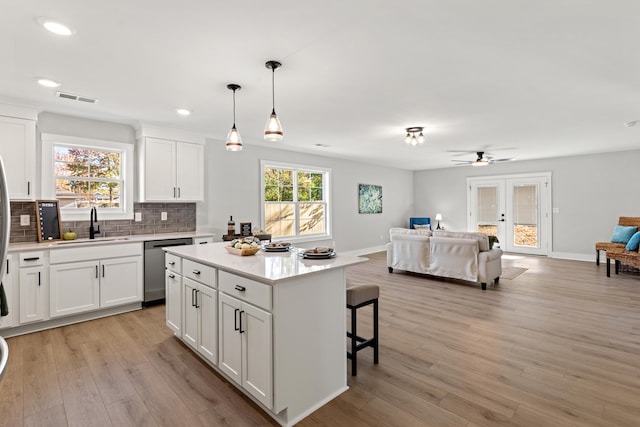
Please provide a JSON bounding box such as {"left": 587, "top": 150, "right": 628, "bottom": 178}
{"left": 24, "top": 257, "right": 40, "bottom": 262}
{"left": 168, "top": 261, "right": 175, "bottom": 265}
{"left": 177, "top": 187, "right": 181, "bottom": 198}
{"left": 173, "top": 187, "right": 176, "bottom": 198}
{"left": 193, "top": 270, "right": 201, "bottom": 275}
{"left": 234, "top": 308, "right": 240, "bottom": 331}
{"left": 168, "top": 273, "right": 175, "bottom": 279}
{"left": 199, "top": 241, "right": 208, "bottom": 245}
{"left": 102, "top": 265, "right": 105, "bottom": 277}
{"left": 195, "top": 290, "right": 199, "bottom": 308}
{"left": 239, "top": 310, "right": 245, "bottom": 334}
{"left": 6, "top": 259, "right": 8, "bottom": 274}
{"left": 96, "top": 265, "right": 99, "bottom": 278}
{"left": 27, "top": 181, "right": 31, "bottom": 195}
{"left": 234, "top": 285, "right": 246, "bottom": 292}
{"left": 191, "top": 288, "right": 196, "bottom": 307}
{"left": 38, "top": 271, "right": 41, "bottom": 286}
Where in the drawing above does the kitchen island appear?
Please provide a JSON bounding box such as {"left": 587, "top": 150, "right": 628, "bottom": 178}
{"left": 163, "top": 242, "right": 367, "bottom": 426}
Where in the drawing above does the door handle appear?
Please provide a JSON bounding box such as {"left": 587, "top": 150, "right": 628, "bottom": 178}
{"left": 38, "top": 271, "right": 41, "bottom": 286}
{"left": 194, "top": 290, "right": 200, "bottom": 308}
{"left": 102, "top": 264, "right": 105, "bottom": 277}
{"left": 168, "top": 261, "right": 175, "bottom": 266}
{"left": 96, "top": 265, "right": 99, "bottom": 278}
{"left": 193, "top": 270, "right": 201, "bottom": 275}
{"left": 239, "top": 310, "right": 245, "bottom": 333}
{"left": 173, "top": 187, "right": 176, "bottom": 198}
{"left": 234, "top": 308, "right": 240, "bottom": 331}
{"left": 23, "top": 257, "right": 40, "bottom": 262}
{"left": 234, "top": 285, "right": 246, "bottom": 292}
{"left": 177, "top": 187, "right": 181, "bottom": 198}
{"left": 168, "top": 273, "right": 175, "bottom": 279}
{"left": 191, "top": 288, "right": 196, "bottom": 307}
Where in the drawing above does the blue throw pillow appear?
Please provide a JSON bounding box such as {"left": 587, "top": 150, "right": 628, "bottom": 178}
{"left": 611, "top": 225, "right": 638, "bottom": 244}
{"left": 626, "top": 231, "right": 640, "bottom": 251}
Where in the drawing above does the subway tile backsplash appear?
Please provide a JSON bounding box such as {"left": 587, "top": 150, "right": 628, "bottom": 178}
{"left": 9, "top": 202, "right": 196, "bottom": 243}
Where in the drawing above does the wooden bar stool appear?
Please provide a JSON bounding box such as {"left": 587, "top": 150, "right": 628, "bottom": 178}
{"left": 346, "top": 284, "right": 379, "bottom": 376}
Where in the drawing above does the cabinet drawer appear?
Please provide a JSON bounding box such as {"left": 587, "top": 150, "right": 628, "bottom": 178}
{"left": 19, "top": 251, "right": 45, "bottom": 267}
{"left": 193, "top": 236, "right": 213, "bottom": 245}
{"left": 183, "top": 259, "right": 216, "bottom": 287}
{"left": 218, "top": 270, "right": 271, "bottom": 311}
{"left": 165, "top": 253, "right": 182, "bottom": 273}
{"left": 50, "top": 243, "right": 142, "bottom": 264}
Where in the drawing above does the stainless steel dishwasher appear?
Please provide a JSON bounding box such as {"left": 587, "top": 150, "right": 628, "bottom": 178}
{"left": 144, "top": 238, "right": 193, "bottom": 306}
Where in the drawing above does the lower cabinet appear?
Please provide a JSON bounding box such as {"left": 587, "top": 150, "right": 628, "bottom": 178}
{"left": 218, "top": 292, "right": 273, "bottom": 409}
{"left": 49, "top": 256, "right": 142, "bottom": 318}
{"left": 49, "top": 244, "right": 143, "bottom": 319}
{"left": 19, "top": 252, "right": 49, "bottom": 324}
{"left": 0, "top": 254, "right": 16, "bottom": 329}
{"left": 183, "top": 277, "right": 217, "bottom": 364}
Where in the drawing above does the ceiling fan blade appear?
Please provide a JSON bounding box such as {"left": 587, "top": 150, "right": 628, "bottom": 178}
{"left": 489, "top": 157, "right": 515, "bottom": 163}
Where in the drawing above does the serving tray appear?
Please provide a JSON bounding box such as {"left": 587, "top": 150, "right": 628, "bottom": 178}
{"left": 225, "top": 246, "right": 260, "bottom": 256}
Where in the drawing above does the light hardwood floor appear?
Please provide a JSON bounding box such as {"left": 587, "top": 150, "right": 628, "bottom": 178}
{"left": 2, "top": 252, "right": 640, "bottom": 426}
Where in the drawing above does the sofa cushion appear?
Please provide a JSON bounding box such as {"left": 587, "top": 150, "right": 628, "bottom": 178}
{"left": 432, "top": 230, "right": 490, "bottom": 251}
{"left": 625, "top": 231, "right": 640, "bottom": 251}
{"left": 611, "top": 225, "right": 638, "bottom": 244}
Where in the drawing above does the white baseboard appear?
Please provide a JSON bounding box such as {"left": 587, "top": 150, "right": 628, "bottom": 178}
{"left": 549, "top": 252, "right": 594, "bottom": 262}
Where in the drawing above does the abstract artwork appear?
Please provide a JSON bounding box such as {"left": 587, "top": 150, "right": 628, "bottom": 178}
{"left": 358, "top": 184, "right": 382, "bottom": 214}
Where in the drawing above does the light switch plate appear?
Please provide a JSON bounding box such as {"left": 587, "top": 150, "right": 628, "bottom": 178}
{"left": 134, "top": 212, "right": 142, "bottom": 222}
{"left": 20, "top": 215, "right": 30, "bottom": 226}
{"left": 161, "top": 212, "right": 167, "bottom": 221}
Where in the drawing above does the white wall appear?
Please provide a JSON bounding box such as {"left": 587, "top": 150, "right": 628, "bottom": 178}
{"left": 414, "top": 150, "right": 640, "bottom": 259}
{"left": 199, "top": 141, "right": 414, "bottom": 253}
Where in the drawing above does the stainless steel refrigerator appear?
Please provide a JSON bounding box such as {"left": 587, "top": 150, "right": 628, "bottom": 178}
{"left": 0, "top": 155, "right": 10, "bottom": 382}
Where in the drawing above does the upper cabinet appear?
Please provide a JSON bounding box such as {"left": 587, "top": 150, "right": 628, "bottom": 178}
{"left": 136, "top": 125, "right": 205, "bottom": 202}
{"left": 0, "top": 104, "right": 37, "bottom": 200}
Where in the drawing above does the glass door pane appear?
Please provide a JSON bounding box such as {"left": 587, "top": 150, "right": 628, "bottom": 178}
{"left": 512, "top": 184, "right": 539, "bottom": 248}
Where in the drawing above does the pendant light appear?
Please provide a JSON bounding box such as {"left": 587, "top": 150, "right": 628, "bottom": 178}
{"left": 264, "top": 60, "right": 283, "bottom": 141}
{"left": 226, "top": 84, "right": 243, "bottom": 152}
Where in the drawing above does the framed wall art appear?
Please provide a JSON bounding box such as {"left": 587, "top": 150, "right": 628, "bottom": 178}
{"left": 358, "top": 184, "right": 382, "bottom": 214}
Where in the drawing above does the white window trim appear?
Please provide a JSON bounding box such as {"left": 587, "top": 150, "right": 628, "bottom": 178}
{"left": 41, "top": 133, "right": 134, "bottom": 221}
{"left": 260, "top": 160, "right": 332, "bottom": 243}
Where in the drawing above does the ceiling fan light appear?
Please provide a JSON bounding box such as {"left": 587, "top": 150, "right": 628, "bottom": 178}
{"left": 264, "top": 111, "right": 283, "bottom": 142}
{"left": 471, "top": 160, "right": 488, "bottom": 166}
{"left": 404, "top": 133, "right": 412, "bottom": 144}
{"left": 417, "top": 132, "right": 425, "bottom": 144}
{"left": 411, "top": 137, "right": 418, "bottom": 146}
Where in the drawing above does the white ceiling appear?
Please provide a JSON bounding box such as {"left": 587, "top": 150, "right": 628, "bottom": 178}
{"left": 2, "top": 0, "right": 639, "bottom": 170}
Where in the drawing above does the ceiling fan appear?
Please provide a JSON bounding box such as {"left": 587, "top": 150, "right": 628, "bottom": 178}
{"left": 451, "top": 151, "right": 514, "bottom": 167}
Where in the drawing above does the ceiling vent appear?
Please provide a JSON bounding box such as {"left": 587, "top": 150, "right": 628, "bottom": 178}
{"left": 55, "top": 91, "right": 98, "bottom": 104}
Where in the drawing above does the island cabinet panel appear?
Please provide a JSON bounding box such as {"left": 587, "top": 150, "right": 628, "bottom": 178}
{"left": 165, "top": 268, "right": 182, "bottom": 335}
{"left": 182, "top": 274, "right": 218, "bottom": 365}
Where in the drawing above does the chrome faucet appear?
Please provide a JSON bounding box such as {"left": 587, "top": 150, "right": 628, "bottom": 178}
{"left": 89, "top": 207, "right": 100, "bottom": 239}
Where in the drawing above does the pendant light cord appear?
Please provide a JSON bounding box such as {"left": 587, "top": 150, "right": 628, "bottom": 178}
{"left": 233, "top": 88, "right": 237, "bottom": 127}
{"left": 271, "top": 68, "right": 276, "bottom": 113}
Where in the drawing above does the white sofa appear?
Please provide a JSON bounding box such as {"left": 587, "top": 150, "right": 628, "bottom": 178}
{"left": 386, "top": 228, "right": 503, "bottom": 290}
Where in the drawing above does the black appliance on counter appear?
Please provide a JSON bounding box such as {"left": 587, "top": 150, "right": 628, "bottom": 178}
{"left": 143, "top": 238, "right": 193, "bottom": 306}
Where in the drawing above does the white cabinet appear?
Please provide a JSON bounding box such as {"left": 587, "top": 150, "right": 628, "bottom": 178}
{"left": 0, "top": 254, "right": 16, "bottom": 329}
{"left": 138, "top": 136, "right": 204, "bottom": 202}
{"left": 165, "top": 253, "right": 182, "bottom": 335}
{"left": 49, "top": 261, "right": 100, "bottom": 317}
{"left": 0, "top": 113, "right": 36, "bottom": 200}
{"left": 49, "top": 244, "right": 143, "bottom": 318}
{"left": 181, "top": 259, "right": 217, "bottom": 365}
{"left": 100, "top": 257, "right": 143, "bottom": 307}
{"left": 18, "top": 252, "right": 49, "bottom": 324}
{"left": 218, "top": 273, "right": 273, "bottom": 409}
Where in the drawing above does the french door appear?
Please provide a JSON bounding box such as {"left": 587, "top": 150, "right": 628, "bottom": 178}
{"left": 468, "top": 173, "right": 551, "bottom": 255}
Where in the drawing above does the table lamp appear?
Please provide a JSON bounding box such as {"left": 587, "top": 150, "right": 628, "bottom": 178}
{"left": 435, "top": 213, "right": 442, "bottom": 230}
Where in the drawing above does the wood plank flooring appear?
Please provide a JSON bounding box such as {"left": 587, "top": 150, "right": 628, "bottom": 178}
{"left": 2, "top": 252, "right": 640, "bottom": 426}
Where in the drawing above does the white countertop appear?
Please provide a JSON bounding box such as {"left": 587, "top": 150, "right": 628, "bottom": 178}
{"left": 8, "top": 231, "right": 215, "bottom": 253}
{"left": 165, "top": 242, "right": 368, "bottom": 284}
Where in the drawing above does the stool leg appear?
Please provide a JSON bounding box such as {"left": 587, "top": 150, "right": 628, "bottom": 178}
{"left": 373, "top": 299, "right": 379, "bottom": 364}
{"left": 351, "top": 306, "right": 358, "bottom": 376}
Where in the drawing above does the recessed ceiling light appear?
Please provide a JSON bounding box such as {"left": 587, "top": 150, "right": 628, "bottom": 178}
{"left": 37, "top": 78, "right": 61, "bottom": 88}
{"left": 176, "top": 108, "right": 191, "bottom": 116}
{"left": 38, "top": 18, "right": 75, "bottom": 36}
{"left": 314, "top": 143, "right": 331, "bottom": 148}
{"left": 624, "top": 120, "right": 639, "bottom": 127}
